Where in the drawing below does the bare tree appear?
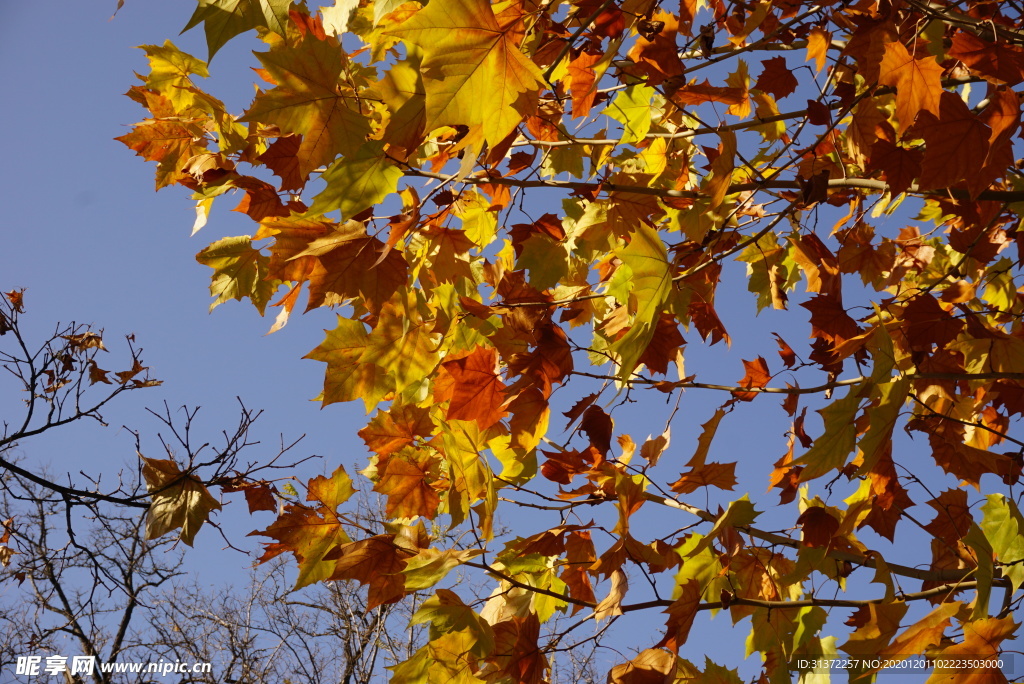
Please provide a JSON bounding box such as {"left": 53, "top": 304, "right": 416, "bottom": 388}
{"left": 139, "top": 497, "right": 427, "bottom": 683}
{"left": 0, "top": 290, "right": 426, "bottom": 682}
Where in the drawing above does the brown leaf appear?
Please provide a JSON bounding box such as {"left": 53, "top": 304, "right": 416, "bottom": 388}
{"left": 732, "top": 357, "right": 771, "bottom": 401}
{"left": 670, "top": 462, "right": 737, "bottom": 494}
{"left": 910, "top": 91, "right": 991, "bottom": 194}
{"left": 797, "top": 506, "right": 840, "bottom": 548}
{"left": 657, "top": 580, "right": 701, "bottom": 652}
{"left": 755, "top": 56, "right": 798, "bottom": 100}
{"left": 441, "top": 347, "right": 507, "bottom": 429}
{"left": 949, "top": 32, "right": 1024, "bottom": 86}
{"left": 580, "top": 405, "right": 614, "bottom": 456}
{"left": 258, "top": 135, "right": 307, "bottom": 190}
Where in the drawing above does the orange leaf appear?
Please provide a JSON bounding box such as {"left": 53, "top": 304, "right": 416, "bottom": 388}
{"left": 374, "top": 449, "right": 441, "bottom": 519}
{"left": 442, "top": 347, "right": 507, "bottom": 429}
{"left": 671, "top": 80, "right": 746, "bottom": 106}
{"left": 732, "top": 357, "right": 770, "bottom": 401}
{"left": 359, "top": 404, "right": 435, "bottom": 458}
{"left": 878, "top": 40, "right": 943, "bottom": 132}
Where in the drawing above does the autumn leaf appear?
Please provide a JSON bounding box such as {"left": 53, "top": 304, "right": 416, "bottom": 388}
{"left": 308, "top": 141, "right": 403, "bottom": 219}
{"left": 385, "top": 0, "right": 544, "bottom": 148}
{"left": 878, "top": 40, "right": 944, "bottom": 132}
{"left": 241, "top": 31, "right": 371, "bottom": 176}
{"left": 141, "top": 456, "right": 221, "bottom": 547}
{"left": 609, "top": 222, "right": 673, "bottom": 380}
{"left": 374, "top": 448, "right": 442, "bottom": 520}
{"left": 115, "top": 116, "right": 211, "bottom": 190}
{"left": 755, "top": 56, "right": 798, "bottom": 100}
{"left": 440, "top": 347, "right": 507, "bottom": 430}
{"left": 183, "top": 0, "right": 291, "bottom": 60}
{"left": 196, "top": 236, "right": 280, "bottom": 314}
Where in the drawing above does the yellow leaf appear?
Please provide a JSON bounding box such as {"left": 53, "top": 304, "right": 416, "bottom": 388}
{"left": 385, "top": 0, "right": 544, "bottom": 148}
{"left": 594, "top": 568, "right": 628, "bottom": 621}
{"left": 141, "top": 456, "right": 221, "bottom": 546}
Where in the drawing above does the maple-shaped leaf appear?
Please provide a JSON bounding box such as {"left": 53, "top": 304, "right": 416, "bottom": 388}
{"left": 141, "top": 456, "right": 221, "bottom": 546}
{"left": 231, "top": 176, "right": 291, "bottom": 222}
{"left": 307, "top": 464, "right": 357, "bottom": 511}
{"left": 309, "top": 141, "right": 403, "bottom": 219}
{"left": 304, "top": 316, "right": 393, "bottom": 410}
{"left": 401, "top": 547, "right": 483, "bottom": 591}
{"left": 909, "top": 91, "right": 991, "bottom": 194}
{"left": 137, "top": 42, "right": 209, "bottom": 112}
{"left": 795, "top": 384, "right": 864, "bottom": 481}
{"left": 195, "top": 236, "right": 280, "bottom": 314}
{"left": 797, "top": 506, "right": 840, "bottom": 548}
{"left": 359, "top": 403, "right": 436, "bottom": 458}
{"left": 607, "top": 85, "right": 658, "bottom": 143}
{"left": 924, "top": 615, "right": 1017, "bottom": 683}
{"left": 949, "top": 31, "right": 1024, "bottom": 86}
{"left": 251, "top": 466, "right": 356, "bottom": 588}
{"left": 374, "top": 448, "right": 442, "bottom": 519}
{"left": 385, "top": 0, "right": 544, "bottom": 148}
{"left": 564, "top": 49, "right": 601, "bottom": 118}
{"left": 329, "top": 535, "right": 413, "bottom": 609}
{"left": 439, "top": 347, "right": 507, "bottom": 430}
{"left": 258, "top": 135, "right": 307, "bottom": 191}
{"left": 754, "top": 56, "right": 798, "bottom": 100}
{"left": 115, "top": 116, "right": 211, "bottom": 190}
{"left": 359, "top": 291, "right": 440, "bottom": 392}
{"left": 609, "top": 223, "right": 673, "bottom": 380}
{"left": 732, "top": 357, "right": 770, "bottom": 401}
{"left": 877, "top": 40, "right": 943, "bottom": 132}
{"left": 183, "top": 0, "right": 291, "bottom": 60}
{"left": 840, "top": 602, "right": 908, "bottom": 680}
{"left": 671, "top": 462, "right": 737, "bottom": 493}
{"left": 880, "top": 602, "right": 961, "bottom": 663}
{"left": 868, "top": 136, "right": 923, "bottom": 196}
{"left": 671, "top": 407, "right": 738, "bottom": 492}
{"left": 294, "top": 220, "right": 408, "bottom": 314}
{"left": 241, "top": 31, "right": 371, "bottom": 176}
{"left": 222, "top": 481, "right": 277, "bottom": 513}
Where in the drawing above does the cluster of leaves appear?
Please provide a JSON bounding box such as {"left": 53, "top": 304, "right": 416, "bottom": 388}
{"left": 119, "top": 0, "right": 1024, "bottom": 681}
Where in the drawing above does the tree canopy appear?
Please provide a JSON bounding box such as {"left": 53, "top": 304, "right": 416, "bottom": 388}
{"left": 117, "top": 0, "right": 1024, "bottom": 681}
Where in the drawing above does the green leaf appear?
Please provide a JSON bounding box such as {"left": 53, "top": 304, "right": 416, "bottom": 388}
{"left": 137, "top": 41, "right": 208, "bottom": 111}
{"left": 606, "top": 84, "right": 657, "bottom": 144}
{"left": 794, "top": 384, "right": 866, "bottom": 481}
{"left": 981, "top": 494, "right": 1024, "bottom": 591}
{"left": 856, "top": 377, "right": 910, "bottom": 474}
{"left": 183, "top": 0, "right": 291, "bottom": 60}
{"left": 609, "top": 222, "right": 672, "bottom": 380}
{"left": 195, "top": 236, "right": 279, "bottom": 314}
{"left": 401, "top": 548, "right": 483, "bottom": 590}
{"left": 963, "top": 523, "right": 995, "bottom": 620}
{"left": 309, "top": 142, "right": 404, "bottom": 219}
